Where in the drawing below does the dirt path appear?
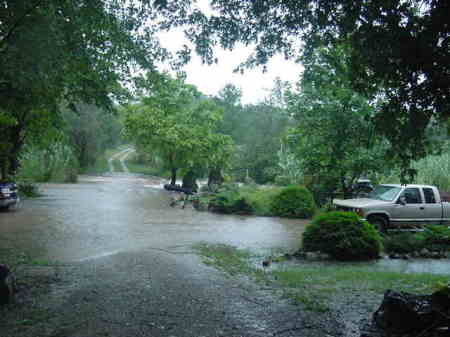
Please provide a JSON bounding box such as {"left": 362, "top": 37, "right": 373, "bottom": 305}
{"left": 108, "top": 148, "right": 134, "bottom": 173}
{"left": 0, "top": 175, "right": 340, "bottom": 337}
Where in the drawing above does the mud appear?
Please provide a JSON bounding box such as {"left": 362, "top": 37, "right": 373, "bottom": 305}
{"left": 1, "top": 174, "right": 336, "bottom": 337}
{"left": 1, "top": 174, "right": 447, "bottom": 337}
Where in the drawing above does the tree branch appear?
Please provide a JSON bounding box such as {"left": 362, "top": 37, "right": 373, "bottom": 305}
{"left": 0, "top": 0, "right": 46, "bottom": 48}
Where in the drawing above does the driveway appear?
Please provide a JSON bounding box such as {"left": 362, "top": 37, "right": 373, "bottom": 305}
{"left": 0, "top": 174, "right": 341, "bottom": 337}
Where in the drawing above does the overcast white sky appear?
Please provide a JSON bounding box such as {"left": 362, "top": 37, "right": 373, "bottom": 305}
{"left": 156, "top": 2, "right": 303, "bottom": 105}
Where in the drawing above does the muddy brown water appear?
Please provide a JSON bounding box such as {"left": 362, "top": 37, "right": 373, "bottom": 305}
{"left": 1, "top": 174, "right": 449, "bottom": 337}
{"left": 1, "top": 175, "right": 307, "bottom": 263}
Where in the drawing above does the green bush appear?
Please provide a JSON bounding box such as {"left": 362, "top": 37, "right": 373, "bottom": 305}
{"left": 241, "top": 186, "right": 282, "bottom": 216}
{"left": 17, "top": 180, "right": 40, "bottom": 197}
{"left": 271, "top": 185, "right": 315, "bottom": 218}
{"left": 422, "top": 225, "right": 450, "bottom": 245}
{"left": 209, "top": 187, "right": 253, "bottom": 214}
{"left": 383, "top": 233, "right": 426, "bottom": 254}
{"left": 302, "top": 211, "right": 383, "bottom": 260}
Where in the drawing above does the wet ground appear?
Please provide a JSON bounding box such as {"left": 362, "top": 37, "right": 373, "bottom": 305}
{"left": 1, "top": 174, "right": 344, "bottom": 337}
{"left": 2, "top": 173, "right": 449, "bottom": 337}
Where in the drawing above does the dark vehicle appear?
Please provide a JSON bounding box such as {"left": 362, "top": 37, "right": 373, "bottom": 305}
{"left": 352, "top": 179, "right": 374, "bottom": 198}
{"left": 0, "top": 182, "right": 19, "bottom": 210}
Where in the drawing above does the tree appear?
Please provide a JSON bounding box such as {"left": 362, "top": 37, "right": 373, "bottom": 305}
{"left": 0, "top": 0, "right": 164, "bottom": 176}
{"left": 286, "top": 46, "right": 388, "bottom": 201}
{"left": 123, "top": 72, "right": 233, "bottom": 185}
{"left": 162, "top": 0, "right": 450, "bottom": 175}
{"left": 62, "top": 104, "right": 122, "bottom": 170}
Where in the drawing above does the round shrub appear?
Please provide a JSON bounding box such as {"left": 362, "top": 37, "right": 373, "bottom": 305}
{"left": 271, "top": 185, "right": 315, "bottom": 218}
{"left": 302, "top": 211, "right": 383, "bottom": 260}
{"left": 209, "top": 190, "right": 253, "bottom": 214}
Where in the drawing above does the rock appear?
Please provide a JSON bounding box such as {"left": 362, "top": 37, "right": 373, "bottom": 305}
{"left": 263, "top": 260, "right": 271, "bottom": 267}
{"left": 368, "top": 289, "right": 450, "bottom": 336}
{"left": 306, "top": 252, "right": 319, "bottom": 260}
{"left": 401, "top": 254, "right": 410, "bottom": 260}
{"left": 431, "top": 251, "right": 441, "bottom": 259}
{"left": 420, "top": 248, "right": 430, "bottom": 256}
{"left": 283, "top": 253, "right": 293, "bottom": 260}
{"left": 293, "top": 250, "right": 306, "bottom": 259}
{"left": 0, "top": 264, "right": 15, "bottom": 305}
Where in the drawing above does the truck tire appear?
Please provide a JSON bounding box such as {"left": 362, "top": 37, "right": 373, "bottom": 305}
{"left": 368, "top": 215, "right": 388, "bottom": 233}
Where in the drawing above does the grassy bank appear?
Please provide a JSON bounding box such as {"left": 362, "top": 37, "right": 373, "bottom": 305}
{"left": 124, "top": 151, "right": 169, "bottom": 177}
{"left": 194, "top": 243, "right": 449, "bottom": 312}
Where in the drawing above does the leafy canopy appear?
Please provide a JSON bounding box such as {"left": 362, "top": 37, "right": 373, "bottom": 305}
{"left": 287, "top": 46, "right": 388, "bottom": 194}
{"left": 161, "top": 0, "right": 450, "bottom": 174}
{"left": 123, "top": 72, "right": 234, "bottom": 178}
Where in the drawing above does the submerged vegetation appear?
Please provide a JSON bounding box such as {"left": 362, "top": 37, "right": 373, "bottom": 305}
{"left": 194, "top": 243, "right": 449, "bottom": 312}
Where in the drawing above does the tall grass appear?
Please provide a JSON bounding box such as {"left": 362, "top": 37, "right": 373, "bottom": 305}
{"left": 17, "top": 143, "right": 78, "bottom": 183}
{"left": 413, "top": 151, "right": 450, "bottom": 190}
{"left": 383, "top": 145, "right": 450, "bottom": 191}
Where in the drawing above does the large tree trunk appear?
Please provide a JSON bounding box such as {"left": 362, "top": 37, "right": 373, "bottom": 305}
{"left": 0, "top": 161, "right": 7, "bottom": 181}
{"left": 182, "top": 170, "right": 198, "bottom": 192}
{"left": 7, "top": 124, "right": 24, "bottom": 177}
{"left": 208, "top": 167, "right": 224, "bottom": 187}
{"left": 170, "top": 167, "right": 177, "bottom": 185}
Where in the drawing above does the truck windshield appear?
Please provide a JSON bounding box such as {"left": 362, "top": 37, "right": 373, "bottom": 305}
{"left": 368, "top": 185, "right": 402, "bottom": 201}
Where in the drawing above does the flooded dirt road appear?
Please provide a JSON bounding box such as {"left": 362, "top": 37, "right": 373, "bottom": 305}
{"left": 1, "top": 174, "right": 341, "bottom": 337}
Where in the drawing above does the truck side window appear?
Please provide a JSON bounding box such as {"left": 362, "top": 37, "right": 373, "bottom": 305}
{"left": 423, "top": 188, "right": 436, "bottom": 204}
{"left": 402, "top": 188, "right": 422, "bottom": 204}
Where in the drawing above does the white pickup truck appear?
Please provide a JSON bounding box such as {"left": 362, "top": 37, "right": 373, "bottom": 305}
{"left": 333, "top": 184, "right": 450, "bottom": 231}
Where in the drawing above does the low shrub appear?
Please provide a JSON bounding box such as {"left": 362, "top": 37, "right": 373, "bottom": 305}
{"left": 17, "top": 180, "right": 40, "bottom": 197}
{"left": 209, "top": 187, "right": 253, "bottom": 214}
{"left": 383, "top": 233, "right": 426, "bottom": 254}
{"left": 271, "top": 185, "right": 315, "bottom": 218}
{"left": 302, "top": 211, "right": 383, "bottom": 260}
{"left": 422, "top": 225, "right": 450, "bottom": 246}
{"left": 240, "top": 186, "right": 282, "bottom": 216}
{"left": 382, "top": 225, "right": 450, "bottom": 255}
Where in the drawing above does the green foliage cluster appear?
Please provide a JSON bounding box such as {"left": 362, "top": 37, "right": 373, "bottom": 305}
{"left": 0, "top": 0, "right": 162, "bottom": 178}
{"left": 302, "top": 212, "right": 383, "bottom": 260}
{"left": 17, "top": 181, "right": 40, "bottom": 198}
{"left": 208, "top": 184, "right": 253, "bottom": 215}
{"left": 201, "top": 184, "right": 285, "bottom": 217}
{"left": 123, "top": 72, "right": 234, "bottom": 187}
{"left": 16, "top": 142, "right": 78, "bottom": 183}
{"left": 165, "top": 0, "right": 450, "bottom": 175}
{"left": 125, "top": 153, "right": 170, "bottom": 177}
{"left": 271, "top": 186, "right": 315, "bottom": 218}
{"left": 382, "top": 144, "right": 450, "bottom": 191}
{"left": 215, "top": 81, "right": 291, "bottom": 185}
{"left": 383, "top": 225, "right": 450, "bottom": 255}
{"left": 286, "top": 46, "right": 389, "bottom": 199}
{"left": 383, "top": 233, "right": 426, "bottom": 255}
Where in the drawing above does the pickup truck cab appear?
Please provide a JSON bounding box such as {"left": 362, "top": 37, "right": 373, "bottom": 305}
{"left": 0, "top": 181, "right": 19, "bottom": 210}
{"left": 333, "top": 184, "right": 450, "bottom": 231}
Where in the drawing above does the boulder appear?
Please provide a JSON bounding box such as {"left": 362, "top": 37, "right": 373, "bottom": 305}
{"left": 361, "top": 289, "right": 450, "bottom": 336}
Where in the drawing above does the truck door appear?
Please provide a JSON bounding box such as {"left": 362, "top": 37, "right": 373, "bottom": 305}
{"left": 391, "top": 187, "right": 425, "bottom": 226}
{"left": 421, "top": 187, "right": 443, "bottom": 224}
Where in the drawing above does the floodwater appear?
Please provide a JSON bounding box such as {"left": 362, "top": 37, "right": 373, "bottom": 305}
{"left": 2, "top": 173, "right": 449, "bottom": 337}
{"left": 0, "top": 174, "right": 307, "bottom": 263}
{"left": 2, "top": 173, "right": 449, "bottom": 275}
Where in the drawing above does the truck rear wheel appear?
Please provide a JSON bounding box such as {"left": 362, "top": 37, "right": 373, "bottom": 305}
{"left": 368, "top": 215, "right": 388, "bottom": 233}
